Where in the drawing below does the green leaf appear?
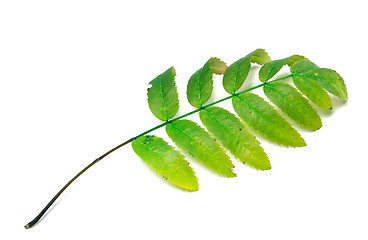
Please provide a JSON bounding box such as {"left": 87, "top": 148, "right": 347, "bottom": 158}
{"left": 290, "top": 59, "right": 319, "bottom": 74}
{"left": 147, "top": 67, "right": 179, "bottom": 121}
{"left": 286, "top": 55, "right": 309, "bottom": 67}
{"left": 187, "top": 57, "right": 227, "bottom": 108}
{"left": 292, "top": 75, "right": 332, "bottom": 110}
{"left": 250, "top": 48, "right": 272, "bottom": 65}
{"left": 132, "top": 135, "right": 198, "bottom": 191}
{"left": 166, "top": 119, "right": 236, "bottom": 177}
{"left": 298, "top": 68, "right": 348, "bottom": 100}
{"left": 291, "top": 60, "right": 332, "bottom": 109}
{"left": 232, "top": 93, "right": 306, "bottom": 147}
{"left": 199, "top": 107, "right": 271, "bottom": 170}
{"left": 222, "top": 58, "right": 251, "bottom": 94}
{"left": 209, "top": 57, "right": 228, "bottom": 75}
{"left": 263, "top": 82, "right": 322, "bottom": 130}
{"left": 223, "top": 49, "right": 271, "bottom": 94}
{"left": 259, "top": 55, "right": 308, "bottom": 82}
{"left": 259, "top": 58, "right": 289, "bottom": 82}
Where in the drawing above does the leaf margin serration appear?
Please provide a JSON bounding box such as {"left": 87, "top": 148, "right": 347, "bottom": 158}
{"left": 199, "top": 106, "right": 271, "bottom": 171}
{"left": 263, "top": 82, "right": 322, "bottom": 131}
{"left": 187, "top": 57, "right": 228, "bottom": 108}
{"left": 223, "top": 48, "right": 271, "bottom": 94}
{"left": 132, "top": 135, "right": 199, "bottom": 191}
{"left": 147, "top": 66, "right": 179, "bottom": 121}
{"left": 232, "top": 93, "right": 306, "bottom": 147}
{"left": 166, "top": 119, "right": 236, "bottom": 177}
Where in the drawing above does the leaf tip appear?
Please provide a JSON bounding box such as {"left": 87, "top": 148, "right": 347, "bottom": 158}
{"left": 226, "top": 171, "right": 237, "bottom": 178}
{"left": 209, "top": 57, "right": 228, "bottom": 75}
{"left": 296, "top": 140, "right": 307, "bottom": 148}
{"left": 287, "top": 55, "right": 309, "bottom": 66}
{"left": 187, "top": 180, "right": 199, "bottom": 191}
{"left": 250, "top": 160, "right": 271, "bottom": 171}
{"left": 169, "top": 66, "right": 176, "bottom": 76}
{"left": 263, "top": 163, "right": 272, "bottom": 171}
{"left": 251, "top": 48, "right": 272, "bottom": 64}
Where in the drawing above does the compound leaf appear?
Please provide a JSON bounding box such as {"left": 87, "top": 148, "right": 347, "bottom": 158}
{"left": 132, "top": 135, "right": 198, "bottom": 191}
{"left": 166, "top": 119, "right": 236, "bottom": 177}
{"left": 199, "top": 107, "right": 271, "bottom": 170}
{"left": 147, "top": 67, "right": 179, "bottom": 121}
{"left": 259, "top": 55, "right": 308, "bottom": 82}
{"left": 264, "top": 82, "right": 322, "bottom": 130}
{"left": 223, "top": 49, "right": 271, "bottom": 94}
{"left": 232, "top": 93, "right": 306, "bottom": 147}
{"left": 187, "top": 57, "right": 227, "bottom": 108}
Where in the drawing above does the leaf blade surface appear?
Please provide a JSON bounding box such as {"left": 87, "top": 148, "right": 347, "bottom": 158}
{"left": 300, "top": 68, "right": 348, "bottom": 100}
{"left": 263, "top": 82, "right": 322, "bottom": 130}
{"left": 187, "top": 57, "right": 227, "bottom": 108}
{"left": 291, "top": 60, "right": 332, "bottom": 109}
{"left": 132, "top": 135, "right": 198, "bottom": 191}
{"left": 232, "top": 93, "right": 306, "bottom": 147}
{"left": 259, "top": 55, "right": 308, "bottom": 82}
{"left": 290, "top": 59, "right": 319, "bottom": 74}
{"left": 223, "top": 49, "right": 271, "bottom": 94}
{"left": 147, "top": 67, "right": 179, "bottom": 121}
{"left": 199, "top": 107, "right": 271, "bottom": 170}
{"left": 166, "top": 119, "right": 236, "bottom": 177}
{"left": 259, "top": 58, "right": 289, "bottom": 82}
{"left": 292, "top": 75, "right": 332, "bottom": 110}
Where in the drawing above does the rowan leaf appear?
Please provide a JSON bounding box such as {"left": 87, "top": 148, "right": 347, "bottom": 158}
{"left": 250, "top": 48, "right": 272, "bottom": 65}
{"left": 259, "top": 58, "right": 289, "bottom": 82}
{"left": 292, "top": 75, "right": 332, "bottom": 110}
{"left": 166, "top": 119, "right": 236, "bottom": 177}
{"left": 264, "top": 82, "right": 322, "bottom": 130}
{"left": 232, "top": 93, "right": 306, "bottom": 147}
{"left": 259, "top": 55, "right": 308, "bottom": 82}
{"left": 286, "top": 55, "right": 309, "bottom": 67}
{"left": 290, "top": 60, "right": 332, "bottom": 109}
{"left": 290, "top": 59, "right": 319, "bottom": 74}
{"left": 209, "top": 57, "right": 228, "bottom": 75}
{"left": 299, "top": 68, "right": 348, "bottom": 100}
{"left": 147, "top": 67, "right": 179, "bottom": 121}
{"left": 132, "top": 135, "right": 198, "bottom": 191}
{"left": 199, "top": 107, "right": 270, "bottom": 170}
{"left": 25, "top": 49, "right": 350, "bottom": 228}
{"left": 223, "top": 49, "right": 271, "bottom": 94}
{"left": 187, "top": 57, "right": 227, "bottom": 108}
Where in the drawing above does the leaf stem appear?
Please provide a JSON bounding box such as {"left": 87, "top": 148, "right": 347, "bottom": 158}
{"left": 24, "top": 138, "right": 134, "bottom": 229}
{"left": 25, "top": 74, "right": 292, "bottom": 229}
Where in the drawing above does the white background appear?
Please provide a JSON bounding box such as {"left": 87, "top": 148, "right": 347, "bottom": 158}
{"left": 1, "top": 0, "right": 367, "bottom": 239}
